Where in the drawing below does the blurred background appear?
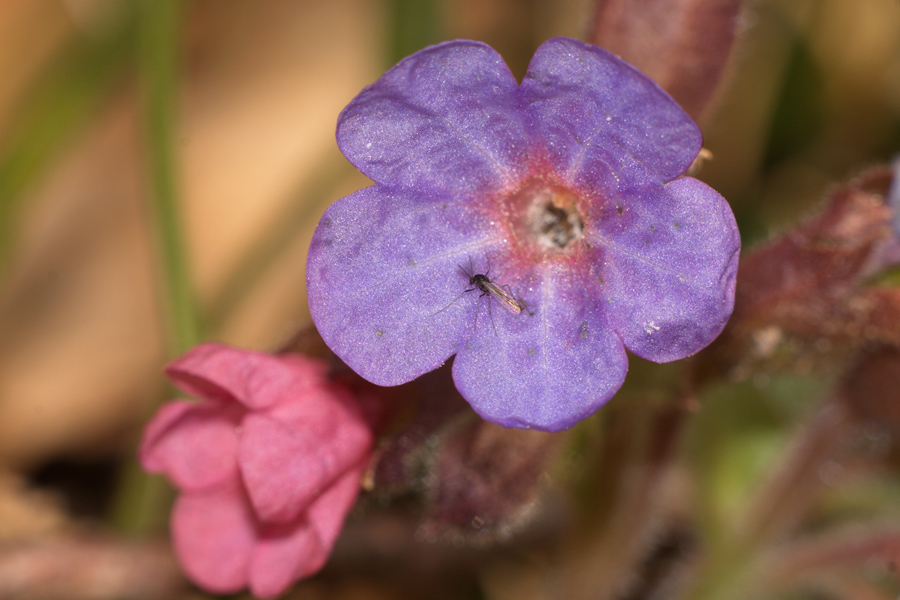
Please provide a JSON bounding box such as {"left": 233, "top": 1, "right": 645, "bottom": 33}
{"left": 1, "top": 0, "right": 900, "bottom": 598}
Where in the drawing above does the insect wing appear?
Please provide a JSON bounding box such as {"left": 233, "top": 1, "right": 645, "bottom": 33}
{"left": 482, "top": 280, "right": 524, "bottom": 314}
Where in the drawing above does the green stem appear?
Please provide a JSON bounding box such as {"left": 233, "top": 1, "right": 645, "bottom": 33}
{"left": 139, "top": 0, "right": 200, "bottom": 355}
{"left": 387, "top": 0, "right": 444, "bottom": 65}
{"left": 113, "top": 0, "right": 198, "bottom": 534}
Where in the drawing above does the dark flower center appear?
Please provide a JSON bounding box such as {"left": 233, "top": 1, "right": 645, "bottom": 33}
{"left": 510, "top": 180, "right": 585, "bottom": 251}
{"left": 536, "top": 201, "right": 584, "bottom": 249}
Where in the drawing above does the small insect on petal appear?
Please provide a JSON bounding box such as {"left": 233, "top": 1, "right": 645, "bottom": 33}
{"left": 460, "top": 258, "right": 525, "bottom": 315}
{"left": 470, "top": 273, "right": 523, "bottom": 314}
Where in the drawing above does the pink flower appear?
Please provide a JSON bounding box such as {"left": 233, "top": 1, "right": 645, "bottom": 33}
{"left": 139, "top": 343, "right": 373, "bottom": 598}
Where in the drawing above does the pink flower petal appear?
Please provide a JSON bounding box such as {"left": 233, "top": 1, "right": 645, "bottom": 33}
{"left": 250, "top": 521, "right": 325, "bottom": 599}
{"left": 166, "top": 343, "right": 329, "bottom": 410}
{"left": 139, "top": 400, "right": 241, "bottom": 491}
{"left": 248, "top": 463, "right": 367, "bottom": 598}
{"left": 238, "top": 395, "right": 370, "bottom": 522}
{"left": 305, "top": 461, "right": 368, "bottom": 551}
{"left": 171, "top": 483, "right": 257, "bottom": 595}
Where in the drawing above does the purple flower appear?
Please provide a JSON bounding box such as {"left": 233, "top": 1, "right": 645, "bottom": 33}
{"left": 307, "top": 37, "right": 740, "bottom": 432}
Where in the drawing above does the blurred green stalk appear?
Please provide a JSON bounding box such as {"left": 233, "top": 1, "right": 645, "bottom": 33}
{"left": 387, "top": 0, "right": 444, "bottom": 65}
{"left": 139, "top": 0, "right": 200, "bottom": 356}
{"left": 114, "top": 0, "right": 199, "bottom": 534}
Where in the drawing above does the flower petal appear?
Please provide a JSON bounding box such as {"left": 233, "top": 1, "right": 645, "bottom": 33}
{"left": 521, "top": 37, "right": 701, "bottom": 185}
{"left": 304, "top": 462, "right": 368, "bottom": 553}
{"left": 307, "top": 186, "right": 501, "bottom": 385}
{"left": 238, "top": 392, "right": 370, "bottom": 523}
{"left": 337, "top": 40, "right": 529, "bottom": 195}
{"left": 171, "top": 484, "right": 256, "bottom": 595}
{"left": 452, "top": 265, "right": 628, "bottom": 431}
{"left": 249, "top": 462, "right": 366, "bottom": 598}
{"left": 138, "top": 400, "right": 241, "bottom": 491}
{"left": 598, "top": 177, "right": 740, "bottom": 361}
{"left": 166, "top": 343, "right": 330, "bottom": 411}
{"left": 249, "top": 522, "right": 322, "bottom": 599}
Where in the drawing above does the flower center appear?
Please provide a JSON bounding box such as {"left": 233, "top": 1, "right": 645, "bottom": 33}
{"left": 534, "top": 200, "right": 584, "bottom": 249}
{"left": 507, "top": 180, "right": 585, "bottom": 252}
